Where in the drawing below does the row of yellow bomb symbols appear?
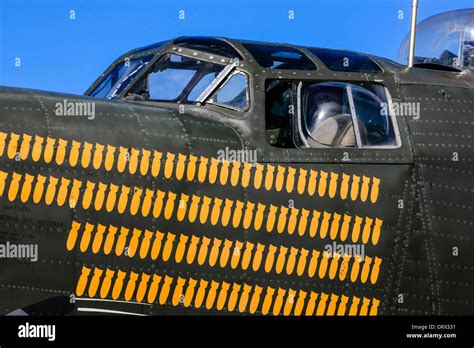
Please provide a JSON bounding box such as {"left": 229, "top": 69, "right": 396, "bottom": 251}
{"left": 76, "top": 266, "right": 380, "bottom": 316}
{"left": 0, "top": 132, "right": 380, "bottom": 203}
{"left": 0, "top": 170, "right": 383, "bottom": 245}
{"left": 66, "top": 221, "right": 382, "bottom": 284}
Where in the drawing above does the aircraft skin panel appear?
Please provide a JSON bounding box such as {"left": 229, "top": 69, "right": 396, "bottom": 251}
{"left": 400, "top": 84, "right": 474, "bottom": 315}
{"left": 0, "top": 36, "right": 472, "bottom": 316}
{"left": 0, "top": 88, "right": 413, "bottom": 316}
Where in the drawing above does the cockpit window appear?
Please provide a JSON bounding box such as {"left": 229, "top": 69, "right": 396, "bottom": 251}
{"left": 308, "top": 48, "right": 382, "bottom": 73}
{"left": 265, "top": 80, "right": 294, "bottom": 148}
{"left": 243, "top": 43, "right": 317, "bottom": 70}
{"left": 89, "top": 54, "right": 154, "bottom": 99}
{"left": 208, "top": 72, "right": 249, "bottom": 111}
{"left": 127, "top": 54, "right": 226, "bottom": 103}
{"left": 299, "top": 83, "right": 355, "bottom": 147}
{"left": 296, "top": 82, "right": 400, "bottom": 148}
{"left": 265, "top": 80, "right": 400, "bottom": 149}
{"left": 174, "top": 37, "right": 243, "bottom": 59}
{"left": 187, "top": 72, "right": 217, "bottom": 101}
{"left": 351, "top": 87, "right": 390, "bottom": 146}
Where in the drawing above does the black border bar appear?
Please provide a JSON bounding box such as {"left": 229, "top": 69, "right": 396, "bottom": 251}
{"left": 0, "top": 316, "right": 473, "bottom": 345}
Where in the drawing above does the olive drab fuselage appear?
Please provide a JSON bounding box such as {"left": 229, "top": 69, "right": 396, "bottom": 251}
{"left": 0, "top": 36, "right": 472, "bottom": 316}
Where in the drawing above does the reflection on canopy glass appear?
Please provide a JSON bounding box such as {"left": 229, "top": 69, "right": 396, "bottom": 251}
{"left": 398, "top": 9, "right": 474, "bottom": 68}
{"left": 298, "top": 82, "right": 400, "bottom": 148}
{"left": 209, "top": 73, "right": 248, "bottom": 110}
{"left": 89, "top": 55, "right": 154, "bottom": 99}
{"left": 243, "top": 43, "right": 317, "bottom": 70}
{"left": 308, "top": 48, "right": 382, "bottom": 73}
{"left": 301, "top": 82, "right": 355, "bottom": 147}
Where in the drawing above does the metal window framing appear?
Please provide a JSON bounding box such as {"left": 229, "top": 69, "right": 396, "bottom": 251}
{"left": 196, "top": 59, "right": 239, "bottom": 104}
{"left": 206, "top": 71, "right": 251, "bottom": 112}
{"left": 296, "top": 81, "right": 311, "bottom": 148}
{"left": 346, "top": 85, "right": 363, "bottom": 148}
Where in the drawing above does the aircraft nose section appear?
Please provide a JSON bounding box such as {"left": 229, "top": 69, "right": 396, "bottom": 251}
{"left": 0, "top": 86, "right": 244, "bottom": 163}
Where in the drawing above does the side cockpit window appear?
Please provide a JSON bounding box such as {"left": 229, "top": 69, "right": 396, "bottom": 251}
{"left": 351, "top": 86, "right": 394, "bottom": 147}
{"left": 265, "top": 80, "right": 294, "bottom": 148}
{"left": 208, "top": 72, "right": 249, "bottom": 111}
{"left": 265, "top": 80, "right": 401, "bottom": 149}
{"left": 298, "top": 83, "right": 355, "bottom": 147}
{"left": 296, "top": 82, "right": 401, "bottom": 148}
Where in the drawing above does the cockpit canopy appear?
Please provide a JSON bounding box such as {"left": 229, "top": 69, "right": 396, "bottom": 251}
{"left": 398, "top": 8, "right": 474, "bottom": 69}
{"left": 86, "top": 39, "right": 250, "bottom": 111}
{"left": 86, "top": 36, "right": 388, "bottom": 103}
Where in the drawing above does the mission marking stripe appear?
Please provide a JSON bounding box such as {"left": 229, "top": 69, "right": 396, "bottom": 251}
{"left": 66, "top": 220, "right": 382, "bottom": 284}
{"left": 0, "top": 170, "right": 383, "bottom": 245}
{"left": 75, "top": 266, "right": 380, "bottom": 316}
{"left": 0, "top": 131, "right": 381, "bottom": 203}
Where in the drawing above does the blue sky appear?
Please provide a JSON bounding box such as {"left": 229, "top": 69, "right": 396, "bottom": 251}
{"left": 0, "top": 0, "right": 471, "bottom": 94}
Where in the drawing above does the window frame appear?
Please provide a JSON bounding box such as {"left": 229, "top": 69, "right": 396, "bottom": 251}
{"left": 88, "top": 54, "right": 155, "bottom": 99}
{"left": 117, "top": 46, "right": 236, "bottom": 101}
{"left": 295, "top": 81, "right": 402, "bottom": 149}
{"left": 126, "top": 52, "right": 229, "bottom": 104}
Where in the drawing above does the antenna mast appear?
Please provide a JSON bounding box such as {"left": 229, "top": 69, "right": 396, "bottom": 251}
{"left": 408, "top": 0, "right": 419, "bottom": 67}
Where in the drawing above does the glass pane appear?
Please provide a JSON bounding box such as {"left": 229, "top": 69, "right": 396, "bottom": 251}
{"left": 301, "top": 82, "right": 355, "bottom": 147}
{"left": 299, "top": 82, "right": 400, "bottom": 148}
{"left": 188, "top": 72, "right": 219, "bottom": 101}
{"left": 89, "top": 54, "right": 154, "bottom": 98}
{"left": 398, "top": 9, "right": 474, "bottom": 68}
{"left": 351, "top": 86, "right": 395, "bottom": 147}
{"left": 149, "top": 69, "right": 196, "bottom": 100}
{"left": 89, "top": 64, "right": 126, "bottom": 98}
{"left": 265, "top": 80, "right": 295, "bottom": 148}
{"left": 129, "top": 54, "right": 225, "bottom": 103}
{"left": 174, "top": 37, "right": 243, "bottom": 59}
{"left": 211, "top": 73, "right": 248, "bottom": 110}
{"left": 243, "top": 43, "right": 317, "bottom": 70}
{"left": 308, "top": 48, "right": 382, "bottom": 73}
